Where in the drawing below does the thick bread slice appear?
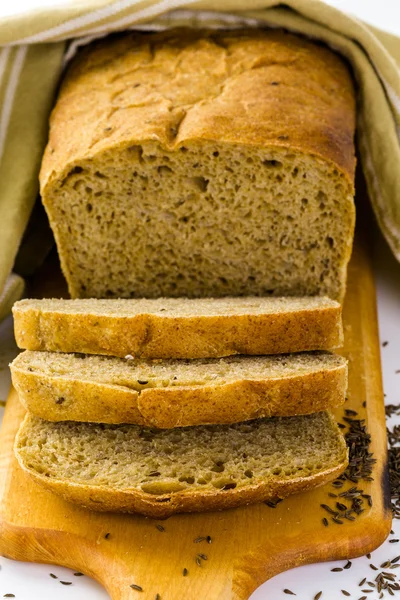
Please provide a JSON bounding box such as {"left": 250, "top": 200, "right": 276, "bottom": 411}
{"left": 40, "top": 29, "right": 356, "bottom": 302}
{"left": 15, "top": 412, "right": 348, "bottom": 518}
{"left": 10, "top": 350, "right": 347, "bottom": 427}
{"left": 13, "top": 297, "right": 343, "bottom": 359}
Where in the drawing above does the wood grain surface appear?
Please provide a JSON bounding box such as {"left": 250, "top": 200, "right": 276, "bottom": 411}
{"left": 0, "top": 229, "right": 391, "bottom": 600}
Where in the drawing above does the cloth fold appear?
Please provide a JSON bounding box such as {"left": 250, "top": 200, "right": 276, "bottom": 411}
{"left": 1, "top": 0, "right": 400, "bottom": 318}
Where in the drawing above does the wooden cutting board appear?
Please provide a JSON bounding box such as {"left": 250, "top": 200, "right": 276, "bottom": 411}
{"left": 0, "top": 228, "right": 391, "bottom": 600}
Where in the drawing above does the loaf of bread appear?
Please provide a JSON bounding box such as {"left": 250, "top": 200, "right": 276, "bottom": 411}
{"left": 10, "top": 350, "right": 347, "bottom": 427}
{"left": 15, "top": 411, "right": 348, "bottom": 517}
{"left": 40, "top": 28, "right": 356, "bottom": 302}
{"left": 13, "top": 296, "right": 343, "bottom": 359}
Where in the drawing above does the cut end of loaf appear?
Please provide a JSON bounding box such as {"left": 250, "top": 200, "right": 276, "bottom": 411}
{"left": 44, "top": 143, "right": 354, "bottom": 302}
{"left": 15, "top": 412, "right": 348, "bottom": 517}
{"left": 40, "top": 28, "right": 355, "bottom": 302}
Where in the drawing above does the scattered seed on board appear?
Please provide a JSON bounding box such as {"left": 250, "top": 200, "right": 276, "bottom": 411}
{"left": 314, "top": 592, "right": 322, "bottom": 600}
{"left": 341, "top": 592, "right": 350, "bottom": 597}
{"left": 359, "top": 578, "right": 366, "bottom": 586}
{"left": 391, "top": 555, "right": 400, "bottom": 563}
{"left": 130, "top": 584, "right": 143, "bottom": 591}
{"left": 370, "top": 564, "right": 378, "bottom": 570}
{"left": 156, "top": 524, "right": 165, "bottom": 532}
{"left": 74, "top": 573, "right": 84, "bottom": 577}
{"left": 60, "top": 581, "right": 72, "bottom": 586}
{"left": 331, "top": 567, "right": 343, "bottom": 572}
{"left": 320, "top": 409, "right": 376, "bottom": 528}
{"left": 333, "top": 480, "right": 344, "bottom": 488}
{"left": 50, "top": 573, "right": 58, "bottom": 579}
{"left": 344, "top": 560, "right": 352, "bottom": 570}
{"left": 321, "top": 504, "right": 336, "bottom": 515}
{"left": 390, "top": 539, "right": 400, "bottom": 543}
{"left": 283, "top": 590, "right": 296, "bottom": 596}
{"left": 366, "top": 553, "right": 371, "bottom": 559}
{"left": 182, "top": 568, "right": 188, "bottom": 577}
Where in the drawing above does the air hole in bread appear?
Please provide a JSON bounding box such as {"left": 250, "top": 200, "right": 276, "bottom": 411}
{"left": 263, "top": 159, "right": 282, "bottom": 168}
{"left": 141, "top": 482, "right": 185, "bottom": 494}
{"left": 211, "top": 461, "right": 225, "bottom": 473}
{"left": 157, "top": 165, "right": 173, "bottom": 175}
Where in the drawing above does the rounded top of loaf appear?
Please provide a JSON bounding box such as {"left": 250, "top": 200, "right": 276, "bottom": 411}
{"left": 40, "top": 28, "right": 356, "bottom": 192}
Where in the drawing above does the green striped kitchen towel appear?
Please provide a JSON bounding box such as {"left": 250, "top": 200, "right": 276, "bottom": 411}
{"left": 1, "top": 0, "right": 400, "bottom": 316}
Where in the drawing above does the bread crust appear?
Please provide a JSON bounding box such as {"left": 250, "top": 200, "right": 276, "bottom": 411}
{"left": 14, "top": 414, "right": 348, "bottom": 518}
{"left": 12, "top": 299, "right": 343, "bottom": 359}
{"left": 40, "top": 29, "right": 356, "bottom": 192}
{"left": 10, "top": 355, "right": 347, "bottom": 427}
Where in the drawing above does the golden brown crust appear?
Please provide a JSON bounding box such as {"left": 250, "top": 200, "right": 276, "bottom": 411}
{"left": 14, "top": 414, "right": 348, "bottom": 518}
{"left": 40, "top": 29, "right": 356, "bottom": 193}
{"left": 12, "top": 302, "right": 343, "bottom": 359}
{"left": 16, "top": 466, "right": 347, "bottom": 518}
{"left": 10, "top": 359, "right": 347, "bottom": 427}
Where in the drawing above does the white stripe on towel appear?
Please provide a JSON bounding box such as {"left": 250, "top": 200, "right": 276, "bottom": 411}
{"left": 0, "top": 45, "right": 27, "bottom": 162}
{"left": 57, "top": 0, "right": 199, "bottom": 40}
{"left": 0, "top": 47, "right": 11, "bottom": 89}
{"left": 14, "top": 0, "right": 191, "bottom": 44}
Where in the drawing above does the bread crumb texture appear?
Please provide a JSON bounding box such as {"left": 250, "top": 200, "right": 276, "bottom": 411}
{"left": 10, "top": 350, "right": 347, "bottom": 426}
{"left": 13, "top": 349, "right": 346, "bottom": 388}
{"left": 40, "top": 28, "right": 356, "bottom": 302}
{"left": 15, "top": 411, "right": 348, "bottom": 515}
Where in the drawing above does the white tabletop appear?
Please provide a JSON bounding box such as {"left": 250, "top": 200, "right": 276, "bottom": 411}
{"left": 1, "top": 1, "right": 400, "bottom": 598}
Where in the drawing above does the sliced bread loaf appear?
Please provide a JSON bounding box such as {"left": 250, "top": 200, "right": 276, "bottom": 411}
{"left": 10, "top": 350, "right": 347, "bottom": 427}
{"left": 13, "top": 296, "right": 343, "bottom": 359}
{"left": 15, "top": 411, "right": 348, "bottom": 517}
{"left": 40, "top": 29, "right": 355, "bottom": 302}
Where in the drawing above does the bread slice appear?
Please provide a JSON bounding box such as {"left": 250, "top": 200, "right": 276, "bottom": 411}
{"left": 40, "top": 29, "right": 355, "bottom": 302}
{"left": 13, "top": 296, "right": 343, "bottom": 359}
{"left": 15, "top": 411, "right": 348, "bottom": 517}
{"left": 10, "top": 350, "right": 347, "bottom": 427}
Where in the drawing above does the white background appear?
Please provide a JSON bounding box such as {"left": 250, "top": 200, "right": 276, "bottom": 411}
{"left": 1, "top": 0, "right": 400, "bottom": 598}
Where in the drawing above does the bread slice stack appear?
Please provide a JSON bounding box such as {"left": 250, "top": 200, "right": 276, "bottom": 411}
{"left": 11, "top": 296, "right": 349, "bottom": 518}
